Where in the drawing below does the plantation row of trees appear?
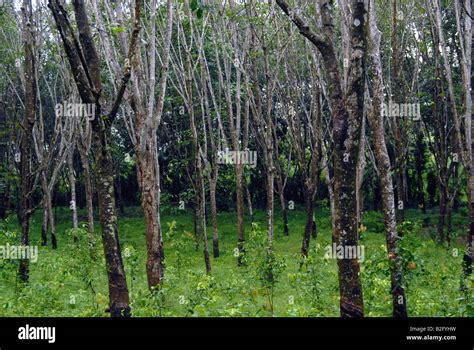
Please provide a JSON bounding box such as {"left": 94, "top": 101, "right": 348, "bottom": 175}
{"left": 0, "top": 0, "right": 472, "bottom": 317}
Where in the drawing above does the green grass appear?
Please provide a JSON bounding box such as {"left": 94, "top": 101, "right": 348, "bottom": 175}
{"left": 0, "top": 206, "right": 471, "bottom": 317}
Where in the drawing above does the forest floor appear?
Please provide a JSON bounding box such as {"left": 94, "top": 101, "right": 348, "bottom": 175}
{"left": 0, "top": 206, "right": 471, "bottom": 317}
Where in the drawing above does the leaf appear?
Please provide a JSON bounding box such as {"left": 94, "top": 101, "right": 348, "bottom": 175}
{"left": 111, "top": 27, "right": 125, "bottom": 35}
{"left": 190, "top": 0, "right": 199, "bottom": 12}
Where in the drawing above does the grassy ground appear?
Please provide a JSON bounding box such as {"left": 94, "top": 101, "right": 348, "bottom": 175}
{"left": 0, "top": 205, "right": 472, "bottom": 317}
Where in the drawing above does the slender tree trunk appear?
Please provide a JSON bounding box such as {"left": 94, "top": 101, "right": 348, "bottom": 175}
{"left": 80, "top": 153, "right": 95, "bottom": 247}
{"left": 186, "top": 53, "right": 211, "bottom": 272}
{"left": 40, "top": 172, "right": 57, "bottom": 248}
{"left": 235, "top": 163, "right": 246, "bottom": 264}
{"left": 136, "top": 141, "right": 164, "bottom": 288}
{"left": 47, "top": 186, "right": 57, "bottom": 250}
{"left": 245, "top": 179, "right": 254, "bottom": 223}
{"left": 198, "top": 160, "right": 211, "bottom": 273}
{"left": 41, "top": 204, "right": 48, "bottom": 246}
{"left": 466, "top": 170, "right": 474, "bottom": 275}
{"left": 209, "top": 179, "right": 219, "bottom": 258}
{"left": 68, "top": 153, "right": 78, "bottom": 239}
{"left": 367, "top": 3, "right": 408, "bottom": 317}
{"left": 277, "top": 177, "right": 289, "bottom": 236}
{"left": 446, "top": 196, "right": 454, "bottom": 247}
{"left": 193, "top": 202, "right": 200, "bottom": 250}
{"left": 437, "top": 184, "right": 446, "bottom": 244}
{"left": 416, "top": 133, "right": 426, "bottom": 213}
{"left": 40, "top": 174, "right": 48, "bottom": 246}
{"left": 18, "top": 0, "right": 36, "bottom": 283}
{"left": 266, "top": 159, "right": 275, "bottom": 242}
{"left": 301, "top": 187, "right": 314, "bottom": 257}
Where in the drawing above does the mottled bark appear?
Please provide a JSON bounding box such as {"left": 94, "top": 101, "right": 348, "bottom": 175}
{"left": 367, "top": 2, "right": 407, "bottom": 317}
{"left": 136, "top": 141, "right": 164, "bottom": 287}
{"left": 18, "top": 0, "right": 36, "bottom": 283}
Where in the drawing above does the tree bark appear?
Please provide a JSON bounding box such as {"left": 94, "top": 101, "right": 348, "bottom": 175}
{"left": 209, "top": 179, "right": 219, "bottom": 258}
{"left": 367, "top": 1, "right": 408, "bottom": 317}
{"left": 80, "top": 152, "right": 95, "bottom": 247}
{"left": 136, "top": 140, "right": 165, "bottom": 287}
{"left": 18, "top": 0, "right": 36, "bottom": 283}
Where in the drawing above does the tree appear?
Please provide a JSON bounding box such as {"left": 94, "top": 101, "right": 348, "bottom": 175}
{"left": 93, "top": 0, "right": 174, "bottom": 288}
{"left": 48, "top": 0, "right": 141, "bottom": 316}
{"left": 366, "top": 1, "right": 407, "bottom": 317}
{"left": 281, "top": 40, "right": 322, "bottom": 256}
{"left": 169, "top": 0, "right": 211, "bottom": 273}
{"left": 18, "top": 0, "right": 37, "bottom": 282}
{"left": 277, "top": 0, "right": 367, "bottom": 317}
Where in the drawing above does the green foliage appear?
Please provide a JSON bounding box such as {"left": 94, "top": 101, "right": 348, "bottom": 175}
{"left": 0, "top": 208, "right": 470, "bottom": 317}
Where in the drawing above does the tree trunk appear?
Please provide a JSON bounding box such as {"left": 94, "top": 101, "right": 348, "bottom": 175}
{"left": 437, "top": 184, "right": 446, "bottom": 244}
{"left": 116, "top": 175, "right": 125, "bottom": 216}
{"left": 245, "top": 179, "right": 254, "bottom": 223}
{"left": 198, "top": 161, "right": 211, "bottom": 273}
{"left": 68, "top": 153, "right": 78, "bottom": 239}
{"left": 466, "top": 170, "right": 474, "bottom": 275}
{"left": 209, "top": 179, "right": 219, "bottom": 258}
{"left": 235, "top": 163, "right": 246, "bottom": 264}
{"left": 80, "top": 152, "right": 95, "bottom": 247}
{"left": 367, "top": 2, "right": 408, "bottom": 317}
{"left": 136, "top": 141, "right": 164, "bottom": 288}
{"left": 40, "top": 174, "right": 48, "bottom": 246}
{"left": 47, "top": 185, "right": 57, "bottom": 250}
{"left": 186, "top": 55, "right": 211, "bottom": 272}
{"left": 266, "top": 159, "right": 275, "bottom": 242}
{"left": 40, "top": 172, "right": 57, "bottom": 248}
{"left": 301, "top": 187, "right": 314, "bottom": 257}
{"left": 277, "top": 176, "right": 289, "bottom": 236}
{"left": 94, "top": 129, "right": 131, "bottom": 316}
{"left": 415, "top": 133, "right": 426, "bottom": 213}
{"left": 446, "top": 196, "right": 454, "bottom": 247}
{"left": 18, "top": 0, "right": 36, "bottom": 283}
{"left": 356, "top": 118, "right": 367, "bottom": 223}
